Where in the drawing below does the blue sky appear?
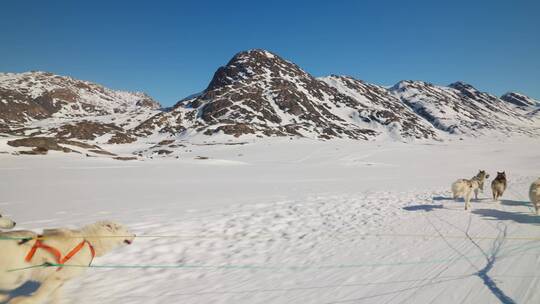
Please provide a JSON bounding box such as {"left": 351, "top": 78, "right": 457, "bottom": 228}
{"left": 1, "top": 0, "right": 539, "bottom": 106}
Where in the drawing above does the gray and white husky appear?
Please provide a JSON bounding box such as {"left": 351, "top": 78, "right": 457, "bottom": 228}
{"left": 491, "top": 171, "right": 507, "bottom": 202}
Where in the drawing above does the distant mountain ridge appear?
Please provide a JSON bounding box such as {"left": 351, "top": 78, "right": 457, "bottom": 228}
{"left": 0, "top": 71, "right": 160, "bottom": 125}
{"left": 136, "top": 49, "right": 538, "bottom": 140}
{"left": 1, "top": 49, "right": 539, "bottom": 158}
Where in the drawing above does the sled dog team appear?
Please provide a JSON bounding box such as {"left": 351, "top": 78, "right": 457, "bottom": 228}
{"left": 452, "top": 170, "right": 540, "bottom": 214}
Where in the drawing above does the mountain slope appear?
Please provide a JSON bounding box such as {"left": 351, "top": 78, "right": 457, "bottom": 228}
{"left": 0, "top": 71, "right": 162, "bottom": 151}
{"left": 0, "top": 71, "right": 160, "bottom": 125}
{"left": 389, "top": 80, "right": 537, "bottom": 136}
{"left": 320, "top": 75, "right": 438, "bottom": 139}
{"left": 501, "top": 92, "right": 539, "bottom": 108}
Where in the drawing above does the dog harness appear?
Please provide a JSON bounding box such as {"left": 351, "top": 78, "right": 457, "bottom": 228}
{"left": 24, "top": 237, "right": 96, "bottom": 270}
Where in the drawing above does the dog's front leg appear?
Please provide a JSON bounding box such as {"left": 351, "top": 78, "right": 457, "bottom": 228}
{"left": 9, "top": 278, "right": 64, "bottom": 304}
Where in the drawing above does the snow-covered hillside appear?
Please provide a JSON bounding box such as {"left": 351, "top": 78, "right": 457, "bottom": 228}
{"left": 501, "top": 92, "right": 539, "bottom": 108}
{"left": 0, "top": 71, "right": 160, "bottom": 124}
{"left": 389, "top": 81, "right": 537, "bottom": 136}
{"left": 320, "top": 75, "right": 439, "bottom": 140}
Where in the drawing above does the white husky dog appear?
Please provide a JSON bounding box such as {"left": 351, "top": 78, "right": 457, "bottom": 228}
{"left": 0, "top": 220, "right": 135, "bottom": 304}
{"left": 529, "top": 178, "right": 540, "bottom": 215}
{"left": 0, "top": 212, "right": 16, "bottom": 229}
{"left": 452, "top": 178, "right": 480, "bottom": 210}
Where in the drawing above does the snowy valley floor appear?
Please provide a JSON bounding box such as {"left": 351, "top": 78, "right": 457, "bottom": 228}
{"left": 1, "top": 137, "right": 540, "bottom": 303}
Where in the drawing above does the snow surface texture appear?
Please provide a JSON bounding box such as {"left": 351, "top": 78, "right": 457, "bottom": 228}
{"left": 1, "top": 138, "right": 540, "bottom": 303}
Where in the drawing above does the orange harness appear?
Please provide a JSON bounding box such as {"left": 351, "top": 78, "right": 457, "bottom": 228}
{"left": 24, "top": 238, "right": 96, "bottom": 271}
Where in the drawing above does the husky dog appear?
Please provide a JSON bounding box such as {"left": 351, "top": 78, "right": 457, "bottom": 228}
{"left": 452, "top": 178, "right": 480, "bottom": 210}
{"left": 491, "top": 171, "right": 507, "bottom": 202}
{"left": 470, "top": 170, "right": 490, "bottom": 200}
{"left": 0, "top": 212, "right": 16, "bottom": 229}
{"left": 529, "top": 178, "right": 540, "bottom": 215}
{"left": 0, "top": 220, "right": 135, "bottom": 304}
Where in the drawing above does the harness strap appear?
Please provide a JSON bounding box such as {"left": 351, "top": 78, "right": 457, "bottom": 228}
{"left": 25, "top": 238, "right": 96, "bottom": 270}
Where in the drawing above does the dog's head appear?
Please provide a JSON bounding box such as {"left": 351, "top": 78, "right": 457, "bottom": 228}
{"left": 0, "top": 213, "right": 16, "bottom": 229}
{"left": 496, "top": 171, "right": 506, "bottom": 179}
{"left": 82, "top": 220, "right": 135, "bottom": 257}
{"left": 477, "top": 170, "right": 489, "bottom": 180}
{"left": 477, "top": 170, "right": 489, "bottom": 178}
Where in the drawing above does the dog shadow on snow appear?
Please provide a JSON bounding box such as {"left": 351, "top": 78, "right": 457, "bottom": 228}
{"left": 403, "top": 197, "right": 531, "bottom": 214}
{"left": 499, "top": 199, "right": 532, "bottom": 207}
{"left": 403, "top": 204, "right": 444, "bottom": 212}
{"left": 432, "top": 196, "right": 452, "bottom": 201}
{"left": 472, "top": 208, "right": 540, "bottom": 225}
{"left": 1, "top": 282, "right": 39, "bottom": 304}
{"left": 403, "top": 196, "right": 454, "bottom": 212}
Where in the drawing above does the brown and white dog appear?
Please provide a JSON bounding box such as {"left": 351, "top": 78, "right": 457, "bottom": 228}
{"left": 491, "top": 171, "right": 507, "bottom": 202}
{"left": 0, "top": 221, "right": 135, "bottom": 304}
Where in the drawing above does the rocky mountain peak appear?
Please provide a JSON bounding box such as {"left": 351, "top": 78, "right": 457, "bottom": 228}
{"left": 389, "top": 80, "right": 435, "bottom": 93}
{"left": 448, "top": 81, "right": 476, "bottom": 91}
{"left": 206, "top": 49, "right": 308, "bottom": 91}
{"left": 447, "top": 81, "right": 482, "bottom": 99}
{"left": 501, "top": 92, "right": 539, "bottom": 107}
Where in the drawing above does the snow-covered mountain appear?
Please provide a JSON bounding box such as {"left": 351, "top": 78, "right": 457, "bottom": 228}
{"left": 0, "top": 71, "right": 160, "bottom": 125}
{"left": 136, "top": 50, "right": 442, "bottom": 140}
{"left": 389, "top": 80, "right": 537, "bottom": 136}
{"left": 136, "top": 50, "right": 539, "bottom": 142}
{"left": 500, "top": 92, "right": 540, "bottom": 118}
{"left": 1, "top": 49, "right": 539, "bottom": 158}
{"left": 320, "top": 75, "right": 438, "bottom": 139}
{"left": 501, "top": 92, "right": 539, "bottom": 108}
{"left": 138, "top": 50, "right": 377, "bottom": 140}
